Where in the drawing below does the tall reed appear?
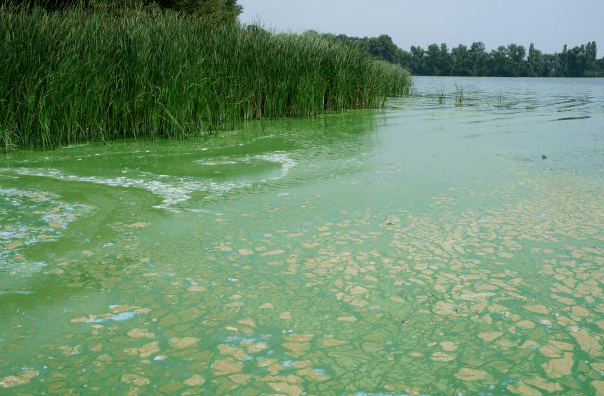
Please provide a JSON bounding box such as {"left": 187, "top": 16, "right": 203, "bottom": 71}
{"left": 0, "top": 4, "right": 411, "bottom": 150}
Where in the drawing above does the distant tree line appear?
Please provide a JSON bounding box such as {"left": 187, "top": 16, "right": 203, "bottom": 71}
{"left": 324, "top": 33, "right": 603, "bottom": 77}
{"left": 1, "top": 0, "right": 243, "bottom": 24}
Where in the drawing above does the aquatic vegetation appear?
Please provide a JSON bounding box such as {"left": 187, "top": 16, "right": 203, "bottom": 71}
{"left": 436, "top": 86, "right": 446, "bottom": 104}
{"left": 0, "top": 4, "right": 411, "bottom": 150}
{"left": 455, "top": 84, "right": 464, "bottom": 106}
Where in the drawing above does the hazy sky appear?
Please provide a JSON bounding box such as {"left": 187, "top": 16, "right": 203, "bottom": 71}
{"left": 239, "top": 0, "right": 603, "bottom": 55}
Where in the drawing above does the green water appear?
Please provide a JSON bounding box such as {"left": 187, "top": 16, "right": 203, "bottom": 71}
{"left": 2, "top": 77, "right": 604, "bottom": 395}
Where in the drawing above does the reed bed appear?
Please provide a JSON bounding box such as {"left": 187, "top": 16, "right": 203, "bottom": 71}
{"left": 0, "top": 4, "right": 411, "bottom": 150}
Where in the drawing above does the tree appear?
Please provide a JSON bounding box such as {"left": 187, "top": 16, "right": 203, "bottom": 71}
{"left": 488, "top": 46, "right": 510, "bottom": 76}
{"left": 451, "top": 44, "right": 470, "bottom": 76}
{"left": 439, "top": 43, "right": 453, "bottom": 76}
{"left": 425, "top": 44, "right": 442, "bottom": 75}
{"left": 526, "top": 43, "right": 545, "bottom": 77}
{"left": 159, "top": 0, "right": 242, "bottom": 24}
{"left": 506, "top": 44, "right": 526, "bottom": 77}
{"left": 469, "top": 42, "right": 487, "bottom": 76}
{"left": 585, "top": 41, "right": 598, "bottom": 75}
{"left": 410, "top": 45, "right": 426, "bottom": 75}
{"left": 566, "top": 44, "right": 588, "bottom": 77}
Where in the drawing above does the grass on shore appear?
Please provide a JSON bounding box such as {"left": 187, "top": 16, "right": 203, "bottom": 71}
{"left": 0, "top": 4, "right": 411, "bottom": 150}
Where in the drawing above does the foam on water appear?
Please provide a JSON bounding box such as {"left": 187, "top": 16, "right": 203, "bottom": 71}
{"left": 0, "top": 187, "right": 88, "bottom": 275}
{"left": 1, "top": 151, "right": 297, "bottom": 212}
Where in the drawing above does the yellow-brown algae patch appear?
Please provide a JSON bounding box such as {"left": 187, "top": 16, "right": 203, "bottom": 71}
{"left": 228, "top": 374, "right": 249, "bottom": 385}
{"left": 259, "top": 303, "right": 274, "bottom": 309}
{"left": 349, "top": 286, "right": 369, "bottom": 295}
{"left": 541, "top": 352, "right": 574, "bottom": 378}
{"left": 268, "top": 381, "right": 304, "bottom": 396}
{"left": 551, "top": 284, "right": 573, "bottom": 294}
{"left": 218, "top": 344, "right": 247, "bottom": 360}
{"left": 507, "top": 381, "right": 543, "bottom": 396}
{"left": 237, "top": 318, "right": 256, "bottom": 327}
{"left": 212, "top": 358, "right": 243, "bottom": 375}
{"left": 591, "top": 362, "right": 604, "bottom": 373}
{"left": 571, "top": 305, "right": 590, "bottom": 317}
{"left": 471, "top": 302, "right": 488, "bottom": 313}
{"left": 430, "top": 352, "right": 455, "bottom": 362}
{"left": 539, "top": 345, "right": 561, "bottom": 358}
{"left": 121, "top": 374, "right": 150, "bottom": 386}
{"left": 0, "top": 370, "right": 38, "bottom": 388}
{"left": 516, "top": 320, "right": 535, "bottom": 329}
{"left": 184, "top": 374, "right": 205, "bottom": 386}
{"left": 279, "top": 312, "right": 292, "bottom": 320}
{"left": 433, "top": 301, "right": 455, "bottom": 315}
{"left": 159, "top": 313, "right": 180, "bottom": 326}
{"left": 390, "top": 296, "right": 406, "bottom": 303}
{"left": 487, "top": 304, "right": 508, "bottom": 313}
{"left": 524, "top": 377, "right": 563, "bottom": 392}
{"left": 524, "top": 305, "right": 550, "bottom": 315}
{"left": 478, "top": 332, "right": 503, "bottom": 342}
{"left": 238, "top": 248, "right": 254, "bottom": 255}
{"left": 322, "top": 337, "right": 346, "bottom": 347}
{"left": 337, "top": 316, "right": 357, "bottom": 322}
{"left": 7, "top": 241, "right": 23, "bottom": 250}
{"left": 458, "top": 292, "right": 496, "bottom": 300}
{"left": 550, "top": 294, "right": 574, "bottom": 305}
{"left": 260, "top": 250, "right": 285, "bottom": 256}
{"left": 296, "top": 367, "right": 330, "bottom": 381}
{"left": 110, "top": 305, "right": 139, "bottom": 313}
{"left": 289, "top": 334, "right": 314, "bottom": 342}
{"left": 128, "top": 222, "right": 149, "bottom": 228}
{"left": 521, "top": 340, "right": 540, "bottom": 349}
{"left": 257, "top": 358, "right": 277, "bottom": 368}
{"left": 571, "top": 328, "right": 602, "bottom": 357}
{"left": 282, "top": 342, "right": 309, "bottom": 354}
{"left": 267, "top": 363, "right": 285, "bottom": 373}
{"left": 592, "top": 381, "right": 604, "bottom": 394}
{"left": 549, "top": 340, "right": 574, "bottom": 351}
{"left": 139, "top": 342, "right": 160, "bottom": 358}
{"left": 454, "top": 368, "right": 488, "bottom": 381}
{"left": 556, "top": 315, "right": 576, "bottom": 326}
{"left": 169, "top": 337, "right": 199, "bottom": 348}
{"left": 440, "top": 341, "right": 458, "bottom": 351}
{"left": 127, "top": 329, "right": 155, "bottom": 338}
{"left": 243, "top": 342, "right": 268, "bottom": 353}
{"left": 188, "top": 285, "right": 206, "bottom": 292}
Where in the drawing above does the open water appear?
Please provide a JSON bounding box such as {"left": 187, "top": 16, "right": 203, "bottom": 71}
{"left": 1, "top": 77, "right": 604, "bottom": 395}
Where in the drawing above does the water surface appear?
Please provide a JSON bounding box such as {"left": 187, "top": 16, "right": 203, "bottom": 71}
{"left": 1, "top": 77, "right": 604, "bottom": 395}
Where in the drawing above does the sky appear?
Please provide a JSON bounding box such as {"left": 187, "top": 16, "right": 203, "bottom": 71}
{"left": 239, "top": 0, "right": 603, "bottom": 56}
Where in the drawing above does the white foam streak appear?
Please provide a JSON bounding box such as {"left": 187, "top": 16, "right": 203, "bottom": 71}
{"left": 1, "top": 152, "right": 297, "bottom": 212}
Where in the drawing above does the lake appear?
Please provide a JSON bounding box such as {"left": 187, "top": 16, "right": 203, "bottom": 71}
{"left": 1, "top": 76, "right": 604, "bottom": 395}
